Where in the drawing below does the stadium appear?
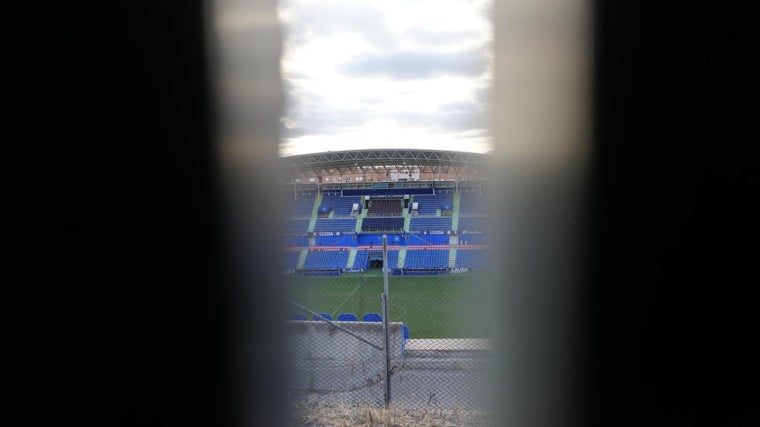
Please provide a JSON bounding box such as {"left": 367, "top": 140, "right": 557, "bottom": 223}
{"left": 279, "top": 148, "right": 493, "bottom": 339}
{"left": 280, "top": 148, "right": 491, "bottom": 278}
{"left": 280, "top": 149, "right": 494, "bottom": 411}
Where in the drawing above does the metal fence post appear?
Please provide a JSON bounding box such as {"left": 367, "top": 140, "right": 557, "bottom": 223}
{"left": 382, "top": 234, "right": 390, "bottom": 298}
{"left": 382, "top": 235, "right": 391, "bottom": 406}
{"left": 381, "top": 293, "right": 391, "bottom": 406}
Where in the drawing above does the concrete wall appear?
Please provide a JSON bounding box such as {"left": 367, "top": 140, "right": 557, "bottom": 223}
{"left": 286, "top": 321, "right": 493, "bottom": 409}
{"left": 286, "top": 320, "right": 404, "bottom": 405}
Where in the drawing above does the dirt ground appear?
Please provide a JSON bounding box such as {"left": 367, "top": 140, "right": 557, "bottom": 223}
{"left": 288, "top": 402, "right": 493, "bottom": 427}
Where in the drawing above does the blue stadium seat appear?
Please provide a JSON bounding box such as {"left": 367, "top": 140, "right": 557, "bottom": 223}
{"left": 282, "top": 192, "right": 316, "bottom": 218}
{"left": 459, "top": 192, "right": 485, "bottom": 216}
{"left": 403, "top": 249, "right": 449, "bottom": 269}
{"left": 412, "top": 193, "right": 454, "bottom": 215}
{"left": 313, "top": 218, "right": 358, "bottom": 232}
{"left": 409, "top": 217, "right": 452, "bottom": 232}
{"left": 320, "top": 195, "right": 361, "bottom": 216}
{"left": 361, "top": 217, "right": 404, "bottom": 232}
{"left": 313, "top": 312, "right": 332, "bottom": 321}
{"left": 362, "top": 313, "right": 382, "bottom": 322}
{"left": 303, "top": 249, "right": 350, "bottom": 270}
{"left": 402, "top": 324, "right": 410, "bottom": 339}
{"left": 457, "top": 216, "right": 486, "bottom": 232}
{"left": 455, "top": 249, "right": 489, "bottom": 270}
{"left": 337, "top": 313, "right": 357, "bottom": 321}
{"left": 352, "top": 250, "right": 369, "bottom": 270}
{"left": 289, "top": 313, "right": 307, "bottom": 321}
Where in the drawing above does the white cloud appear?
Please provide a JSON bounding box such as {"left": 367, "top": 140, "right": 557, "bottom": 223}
{"left": 278, "top": 0, "right": 493, "bottom": 156}
{"left": 340, "top": 49, "right": 487, "bottom": 79}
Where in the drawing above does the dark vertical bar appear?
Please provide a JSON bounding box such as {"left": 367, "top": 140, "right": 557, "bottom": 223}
{"left": 209, "top": 1, "right": 287, "bottom": 425}
{"left": 492, "top": 1, "right": 591, "bottom": 425}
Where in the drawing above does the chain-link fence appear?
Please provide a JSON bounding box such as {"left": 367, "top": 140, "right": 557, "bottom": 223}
{"left": 283, "top": 236, "right": 494, "bottom": 418}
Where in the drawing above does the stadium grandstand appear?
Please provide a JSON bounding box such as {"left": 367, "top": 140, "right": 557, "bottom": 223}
{"left": 279, "top": 149, "right": 491, "bottom": 276}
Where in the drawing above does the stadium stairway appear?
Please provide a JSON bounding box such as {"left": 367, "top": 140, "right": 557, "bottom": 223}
{"left": 355, "top": 205, "right": 367, "bottom": 232}
{"left": 449, "top": 246, "right": 457, "bottom": 268}
{"left": 451, "top": 190, "right": 461, "bottom": 231}
{"left": 403, "top": 213, "right": 411, "bottom": 232}
{"left": 397, "top": 246, "right": 407, "bottom": 269}
{"left": 346, "top": 247, "right": 357, "bottom": 269}
{"left": 297, "top": 248, "right": 308, "bottom": 269}
{"left": 307, "top": 192, "right": 322, "bottom": 232}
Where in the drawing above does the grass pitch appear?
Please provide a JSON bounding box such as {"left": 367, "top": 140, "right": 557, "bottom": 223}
{"left": 286, "top": 271, "right": 489, "bottom": 338}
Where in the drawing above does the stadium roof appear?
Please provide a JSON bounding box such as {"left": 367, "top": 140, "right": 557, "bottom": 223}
{"left": 279, "top": 149, "right": 491, "bottom": 179}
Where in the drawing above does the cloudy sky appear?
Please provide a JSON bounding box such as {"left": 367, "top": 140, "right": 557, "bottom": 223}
{"left": 277, "top": 0, "right": 493, "bottom": 157}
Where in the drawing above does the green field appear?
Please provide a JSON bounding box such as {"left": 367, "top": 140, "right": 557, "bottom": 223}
{"left": 286, "top": 272, "right": 490, "bottom": 338}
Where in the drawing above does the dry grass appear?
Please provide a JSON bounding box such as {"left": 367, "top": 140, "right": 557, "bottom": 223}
{"left": 289, "top": 402, "right": 493, "bottom": 427}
